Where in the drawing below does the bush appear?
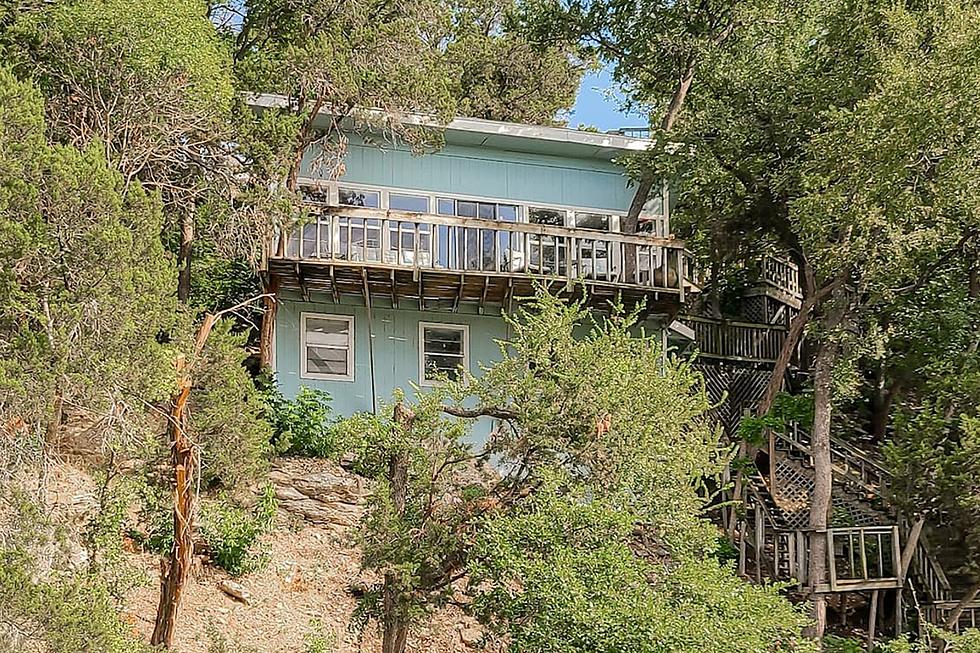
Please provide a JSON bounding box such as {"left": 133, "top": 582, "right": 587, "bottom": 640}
{"left": 191, "top": 320, "right": 273, "bottom": 488}
{"left": 264, "top": 385, "right": 341, "bottom": 457}
{"left": 199, "top": 485, "right": 278, "bottom": 576}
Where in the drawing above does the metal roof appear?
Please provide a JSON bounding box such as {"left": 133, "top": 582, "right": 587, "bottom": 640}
{"left": 247, "top": 93, "right": 652, "bottom": 161}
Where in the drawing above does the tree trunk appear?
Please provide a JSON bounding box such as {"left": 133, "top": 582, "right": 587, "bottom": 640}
{"left": 758, "top": 302, "right": 811, "bottom": 414}
{"left": 151, "top": 357, "right": 195, "bottom": 648}
{"left": 152, "top": 314, "right": 220, "bottom": 648}
{"left": 945, "top": 579, "right": 980, "bottom": 631}
{"left": 258, "top": 276, "right": 279, "bottom": 369}
{"left": 804, "top": 307, "right": 844, "bottom": 641}
{"left": 177, "top": 208, "right": 194, "bottom": 303}
{"left": 382, "top": 403, "right": 415, "bottom": 653}
{"left": 899, "top": 517, "right": 925, "bottom": 582}
{"left": 757, "top": 269, "right": 839, "bottom": 416}
{"left": 871, "top": 377, "right": 903, "bottom": 443}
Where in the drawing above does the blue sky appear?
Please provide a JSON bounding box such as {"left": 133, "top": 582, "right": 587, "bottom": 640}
{"left": 569, "top": 68, "right": 647, "bottom": 131}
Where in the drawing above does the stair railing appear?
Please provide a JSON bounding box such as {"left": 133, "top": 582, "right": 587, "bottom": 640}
{"left": 763, "top": 426, "right": 957, "bottom": 595}
{"left": 770, "top": 423, "right": 891, "bottom": 500}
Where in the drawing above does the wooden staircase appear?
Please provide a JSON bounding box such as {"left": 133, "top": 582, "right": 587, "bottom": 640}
{"left": 731, "top": 422, "right": 976, "bottom": 635}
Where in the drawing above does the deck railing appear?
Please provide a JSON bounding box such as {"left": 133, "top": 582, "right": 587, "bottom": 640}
{"left": 681, "top": 316, "right": 788, "bottom": 363}
{"left": 827, "top": 526, "right": 902, "bottom": 591}
{"left": 273, "top": 206, "right": 688, "bottom": 293}
{"left": 761, "top": 255, "right": 802, "bottom": 299}
{"left": 740, "top": 490, "right": 902, "bottom": 591}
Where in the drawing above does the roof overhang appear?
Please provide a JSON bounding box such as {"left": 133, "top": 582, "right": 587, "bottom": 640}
{"left": 247, "top": 93, "right": 652, "bottom": 161}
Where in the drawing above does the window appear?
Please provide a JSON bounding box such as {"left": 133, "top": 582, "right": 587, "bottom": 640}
{"left": 419, "top": 323, "right": 469, "bottom": 385}
{"left": 528, "top": 208, "right": 568, "bottom": 274}
{"left": 339, "top": 188, "right": 380, "bottom": 208}
{"left": 389, "top": 193, "right": 429, "bottom": 213}
{"left": 573, "top": 212, "right": 611, "bottom": 231}
{"left": 387, "top": 193, "right": 432, "bottom": 265}
{"left": 301, "top": 313, "right": 354, "bottom": 381}
{"left": 529, "top": 207, "right": 566, "bottom": 226}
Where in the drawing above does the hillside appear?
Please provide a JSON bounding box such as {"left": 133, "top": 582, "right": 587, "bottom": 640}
{"left": 45, "top": 450, "right": 491, "bottom": 653}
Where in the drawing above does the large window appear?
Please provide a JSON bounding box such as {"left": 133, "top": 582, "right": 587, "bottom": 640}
{"left": 436, "top": 198, "right": 520, "bottom": 270}
{"left": 388, "top": 193, "right": 431, "bottom": 265}
{"left": 419, "top": 323, "right": 469, "bottom": 385}
{"left": 301, "top": 313, "right": 354, "bottom": 381}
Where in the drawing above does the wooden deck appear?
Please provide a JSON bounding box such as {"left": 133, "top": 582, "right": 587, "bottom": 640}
{"left": 680, "top": 315, "right": 790, "bottom": 363}
{"left": 266, "top": 206, "right": 690, "bottom": 314}
{"left": 744, "top": 255, "right": 803, "bottom": 310}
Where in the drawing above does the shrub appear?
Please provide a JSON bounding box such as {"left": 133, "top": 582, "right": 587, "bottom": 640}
{"left": 264, "top": 385, "right": 341, "bottom": 458}
{"left": 199, "top": 485, "right": 277, "bottom": 576}
{"left": 191, "top": 320, "right": 273, "bottom": 488}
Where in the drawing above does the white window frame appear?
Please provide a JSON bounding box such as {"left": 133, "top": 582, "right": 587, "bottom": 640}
{"left": 295, "top": 177, "right": 627, "bottom": 231}
{"left": 300, "top": 312, "right": 355, "bottom": 382}
{"left": 418, "top": 322, "right": 469, "bottom": 386}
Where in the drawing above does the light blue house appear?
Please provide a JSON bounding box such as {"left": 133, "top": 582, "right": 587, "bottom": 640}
{"left": 258, "top": 98, "right": 691, "bottom": 432}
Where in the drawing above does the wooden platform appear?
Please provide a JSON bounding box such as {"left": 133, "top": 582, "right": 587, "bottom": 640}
{"left": 268, "top": 258, "right": 685, "bottom": 316}
{"left": 266, "top": 205, "right": 691, "bottom": 315}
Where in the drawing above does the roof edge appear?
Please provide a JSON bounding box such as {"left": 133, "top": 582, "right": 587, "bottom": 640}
{"left": 246, "top": 93, "right": 653, "bottom": 154}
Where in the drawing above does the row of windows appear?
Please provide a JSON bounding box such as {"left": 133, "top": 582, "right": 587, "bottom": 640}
{"left": 300, "top": 313, "right": 469, "bottom": 386}
{"left": 302, "top": 182, "right": 621, "bottom": 233}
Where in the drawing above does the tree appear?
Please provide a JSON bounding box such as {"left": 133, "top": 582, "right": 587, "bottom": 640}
{"left": 445, "top": 0, "right": 583, "bottom": 125}
{"left": 4, "top": 0, "right": 236, "bottom": 303}
{"left": 515, "top": 0, "right": 746, "bottom": 235}
{"left": 343, "top": 291, "right": 811, "bottom": 652}
{"left": 0, "top": 64, "right": 176, "bottom": 439}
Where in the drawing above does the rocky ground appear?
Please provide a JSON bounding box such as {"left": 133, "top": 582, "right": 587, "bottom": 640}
{"left": 46, "top": 453, "right": 494, "bottom": 653}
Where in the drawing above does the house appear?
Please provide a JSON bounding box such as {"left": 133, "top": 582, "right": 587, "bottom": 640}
{"left": 256, "top": 99, "right": 691, "bottom": 431}
{"left": 254, "top": 100, "right": 980, "bottom": 636}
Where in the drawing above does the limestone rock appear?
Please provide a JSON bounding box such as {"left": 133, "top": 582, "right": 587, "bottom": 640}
{"left": 460, "top": 627, "right": 482, "bottom": 647}
{"left": 269, "top": 459, "right": 371, "bottom": 527}
{"left": 218, "top": 579, "right": 250, "bottom": 604}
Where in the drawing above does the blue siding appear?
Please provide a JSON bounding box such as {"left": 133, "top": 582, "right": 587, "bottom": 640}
{"left": 274, "top": 291, "right": 668, "bottom": 445}
{"left": 302, "top": 139, "right": 641, "bottom": 213}
{"left": 274, "top": 293, "right": 511, "bottom": 443}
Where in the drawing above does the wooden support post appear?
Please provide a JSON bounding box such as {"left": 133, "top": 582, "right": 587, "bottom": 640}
{"left": 768, "top": 428, "right": 778, "bottom": 499}
{"left": 788, "top": 531, "right": 797, "bottom": 581}
{"left": 797, "top": 531, "right": 807, "bottom": 586}
{"left": 867, "top": 590, "right": 880, "bottom": 652}
{"left": 755, "top": 506, "right": 764, "bottom": 583}
{"left": 738, "top": 520, "right": 747, "bottom": 577}
{"left": 895, "top": 588, "right": 903, "bottom": 635}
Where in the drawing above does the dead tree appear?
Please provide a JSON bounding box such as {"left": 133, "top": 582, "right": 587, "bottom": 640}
{"left": 151, "top": 296, "right": 269, "bottom": 648}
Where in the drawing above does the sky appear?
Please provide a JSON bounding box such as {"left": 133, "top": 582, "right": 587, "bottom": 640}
{"left": 569, "top": 68, "right": 647, "bottom": 132}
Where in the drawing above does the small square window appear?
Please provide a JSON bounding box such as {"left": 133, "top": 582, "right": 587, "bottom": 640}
{"left": 419, "top": 323, "right": 469, "bottom": 385}
{"left": 301, "top": 313, "right": 354, "bottom": 381}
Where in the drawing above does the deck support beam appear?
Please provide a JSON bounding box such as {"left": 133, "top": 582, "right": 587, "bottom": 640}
{"left": 867, "top": 590, "right": 880, "bottom": 652}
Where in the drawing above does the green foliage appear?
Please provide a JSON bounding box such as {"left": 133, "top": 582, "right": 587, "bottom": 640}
{"left": 738, "top": 392, "right": 813, "bottom": 447}
{"left": 0, "top": 549, "right": 153, "bottom": 653}
{"left": 263, "top": 385, "right": 338, "bottom": 457}
{"left": 5, "top": 0, "right": 234, "bottom": 173}
{"left": 0, "top": 65, "right": 177, "bottom": 428}
{"left": 302, "top": 620, "right": 337, "bottom": 653}
{"left": 199, "top": 485, "right": 278, "bottom": 577}
{"left": 823, "top": 636, "right": 863, "bottom": 653}
{"left": 351, "top": 290, "right": 807, "bottom": 650}
{"left": 191, "top": 319, "right": 274, "bottom": 489}
{"left": 470, "top": 481, "right": 813, "bottom": 653}
{"left": 84, "top": 474, "right": 149, "bottom": 600}
{"left": 446, "top": 0, "right": 583, "bottom": 124}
